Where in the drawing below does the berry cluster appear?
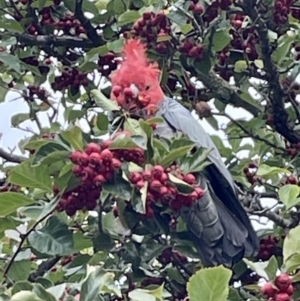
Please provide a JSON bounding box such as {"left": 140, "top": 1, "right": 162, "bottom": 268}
{"left": 243, "top": 162, "right": 260, "bottom": 185}
{"left": 283, "top": 138, "right": 300, "bottom": 158}
{"left": 281, "top": 78, "right": 300, "bottom": 103}
{"left": 56, "top": 137, "right": 146, "bottom": 216}
{"left": 97, "top": 52, "right": 119, "bottom": 76}
{"left": 131, "top": 12, "right": 171, "bottom": 53}
{"left": 202, "top": 1, "right": 219, "bottom": 23}
{"left": 157, "top": 247, "right": 188, "bottom": 266}
{"left": 257, "top": 235, "right": 279, "bottom": 261}
{"left": 273, "top": 0, "right": 291, "bottom": 25}
{"left": 230, "top": 28, "right": 258, "bottom": 60}
{"left": 128, "top": 164, "right": 204, "bottom": 218}
{"left": 214, "top": 47, "right": 232, "bottom": 81}
{"left": 291, "top": 7, "right": 300, "bottom": 20}
{"left": 51, "top": 67, "right": 89, "bottom": 90}
{"left": 0, "top": 184, "right": 19, "bottom": 193}
{"left": 178, "top": 39, "right": 204, "bottom": 60}
{"left": 230, "top": 14, "right": 245, "bottom": 30}
{"left": 27, "top": 85, "right": 47, "bottom": 101}
{"left": 111, "top": 83, "right": 152, "bottom": 109}
{"left": 21, "top": 56, "right": 39, "bottom": 67}
{"left": 281, "top": 174, "right": 299, "bottom": 186}
{"left": 261, "top": 274, "right": 293, "bottom": 301}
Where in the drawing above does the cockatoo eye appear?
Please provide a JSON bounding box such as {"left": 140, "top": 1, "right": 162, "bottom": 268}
{"left": 145, "top": 85, "right": 151, "bottom": 91}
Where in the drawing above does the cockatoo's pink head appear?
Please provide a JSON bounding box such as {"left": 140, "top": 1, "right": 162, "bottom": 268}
{"left": 110, "top": 39, "right": 164, "bottom": 113}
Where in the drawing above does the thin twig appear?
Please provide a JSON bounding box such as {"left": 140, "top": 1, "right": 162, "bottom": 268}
{"left": 0, "top": 147, "right": 27, "bottom": 163}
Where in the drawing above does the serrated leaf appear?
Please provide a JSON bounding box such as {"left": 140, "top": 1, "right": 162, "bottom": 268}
{"left": 28, "top": 216, "right": 74, "bottom": 256}
{"left": 8, "top": 161, "right": 52, "bottom": 192}
{"left": 180, "top": 147, "right": 212, "bottom": 173}
{"left": 110, "top": 135, "right": 146, "bottom": 150}
{"left": 160, "top": 144, "right": 195, "bottom": 167}
{"left": 0, "top": 52, "right": 21, "bottom": 73}
{"left": 0, "top": 192, "right": 34, "bottom": 216}
{"left": 91, "top": 89, "right": 119, "bottom": 111}
{"left": 32, "top": 141, "right": 70, "bottom": 166}
{"left": 278, "top": 184, "right": 300, "bottom": 209}
{"left": 283, "top": 253, "right": 300, "bottom": 273}
{"left": 60, "top": 126, "right": 84, "bottom": 151}
{"left": 187, "top": 266, "right": 232, "bottom": 301}
{"left": 117, "top": 10, "right": 140, "bottom": 26}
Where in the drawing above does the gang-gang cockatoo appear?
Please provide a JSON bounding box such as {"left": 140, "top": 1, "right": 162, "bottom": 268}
{"left": 107, "top": 39, "right": 259, "bottom": 268}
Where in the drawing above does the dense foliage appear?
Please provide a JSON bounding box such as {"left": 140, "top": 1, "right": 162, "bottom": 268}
{"left": 1, "top": 0, "right": 300, "bottom": 300}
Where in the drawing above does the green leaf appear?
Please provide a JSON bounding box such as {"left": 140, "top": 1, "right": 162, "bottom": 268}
{"left": 11, "top": 291, "right": 42, "bottom": 301}
{"left": 180, "top": 147, "right": 212, "bottom": 173}
{"left": 110, "top": 135, "right": 146, "bottom": 150}
{"left": 254, "top": 59, "right": 264, "bottom": 69}
{"left": 80, "top": 267, "right": 121, "bottom": 301}
{"left": 0, "top": 19, "right": 23, "bottom": 33}
{"left": 91, "top": 89, "right": 119, "bottom": 111}
{"left": 256, "top": 164, "right": 290, "bottom": 177}
{"left": 7, "top": 260, "right": 31, "bottom": 281}
{"left": 283, "top": 225, "right": 300, "bottom": 264}
{"left": 8, "top": 161, "right": 53, "bottom": 192}
{"left": 118, "top": 10, "right": 140, "bottom": 26}
{"left": 11, "top": 113, "right": 30, "bottom": 127}
{"left": 32, "top": 141, "right": 70, "bottom": 166}
{"left": 60, "top": 126, "right": 84, "bottom": 151}
{"left": 28, "top": 215, "right": 74, "bottom": 256}
{"left": 160, "top": 144, "right": 195, "bottom": 167}
{"left": 234, "top": 60, "right": 247, "bottom": 73}
{"left": 0, "top": 192, "right": 34, "bottom": 216}
{"left": 278, "top": 184, "right": 300, "bottom": 209}
{"left": 272, "top": 31, "right": 294, "bottom": 65}
{"left": 243, "top": 258, "right": 270, "bottom": 280}
{"left": 12, "top": 281, "right": 33, "bottom": 295}
{"left": 265, "top": 256, "right": 278, "bottom": 281}
{"left": 32, "top": 283, "right": 56, "bottom": 301}
{"left": 168, "top": 173, "right": 194, "bottom": 194}
{"left": 283, "top": 253, "right": 300, "bottom": 273}
{"left": 187, "top": 266, "right": 232, "bottom": 301}
{"left": 0, "top": 52, "right": 21, "bottom": 73}
{"left": 212, "top": 29, "right": 231, "bottom": 52}
{"left": 107, "top": 39, "right": 124, "bottom": 53}
{"left": 96, "top": 113, "right": 108, "bottom": 133}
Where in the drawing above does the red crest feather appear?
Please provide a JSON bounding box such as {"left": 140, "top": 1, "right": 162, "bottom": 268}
{"left": 110, "top": 38, "right": 160, "bottom": 86}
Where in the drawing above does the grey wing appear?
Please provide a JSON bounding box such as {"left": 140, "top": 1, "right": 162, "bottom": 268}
{"left": 180, "top": 174, "right": 253, "bottom": 267}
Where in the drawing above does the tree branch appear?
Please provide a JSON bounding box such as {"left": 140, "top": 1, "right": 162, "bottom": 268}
{"left": 74, "top": 0, "right": 102, "bottom": 45}
{"left": 0, "top": 147, "right": 27, "bottom": 163}
{"left": 242, "top": 0, "right": 300, "bottom": 144}
{"left": 3, "top": 210, "right": 54, "bottom": 277}
{"left": 28, "top": 256, "right": 61, "bottom": 282}
{"left": 0, "top": 32, "right": 95, "bottom": 48}
{"left": 190, "top": 68, "right": 262, "bottom": 117}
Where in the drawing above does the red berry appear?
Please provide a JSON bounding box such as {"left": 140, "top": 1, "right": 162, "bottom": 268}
{"left": 129, "top": 172, "right": 142, "bottom": 184}
{"left": 275, "top": 293, "right": 291, "bottom": 301}
{"left": 261, "top": 282, "right": 277, "bottom": 298}
{"left": 189, "top": 191, "right": 198, "bottom": 201}
{"left": 112, "top": 158, "right": 122, "bottom": 169}
{"left": 149, "top": 180, "right": 162, "bottom": 191}
{"left": 85, "top": 142, "right": 101, "bottom": 155}
{"left": 159, "top": 186, "right": 169, "bottom": 196}
{"left": 275, "top": 274, "right": 292, "bottom": 292}
{"left": 124, "top": 87, "right": 133, "bottom": 98}
{"left": 89, "top": 152, "right": 102, "bottom": 165}
{"left": 72, "top": 164, "right": 82, "bottom": 176}
{"left": 286, "top": 285, "right": 294, "bottom": 296}
{"left": 143, "top": 11, "right": 152, "bottom": 20}
{"left": 100, "top": 149, "right": 113, "bottom": 161}
{"left": 79, "top": 152, "right": 89, "bottom": 166}
{"left": 143, "top": 170, "right": 152, "bottom": 181}
{"left": 152, "top": 165, "right": 164, "bottom": 179}
{"left": 184, "top": 173, "right": 196, "bottom": 185}
{"left": 69, "top": 151, "right": 82, "bottom": 164}
{"left": 194, "top": 187, "right": 204, "bottom": 198}
{"left": 94, "top": 174, "right": 106, "bottom": 185}
{"left": 136, "top": 180, "right": 145, "bottom": 189}
{"left": 194, "top": 3, "right": 204, "bottom": 14}
{"left": 113, "top": 206, "right": 118, "bottom": 217}
{"left": 101, "top": 139, "right": 112, "bottom": 149}
{"left": 112, "top": 85, "right": 122, "bottom": 98}
{"left": 287, "top": 175, "right": 297, "bottom": 184}
{"left": 160, "top": 172, "right": 168, "bottom": 183}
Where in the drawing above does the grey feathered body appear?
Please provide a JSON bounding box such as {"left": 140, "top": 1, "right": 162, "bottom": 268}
{"left": 108, "top": 96, "right": 260, "bottom": 267}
